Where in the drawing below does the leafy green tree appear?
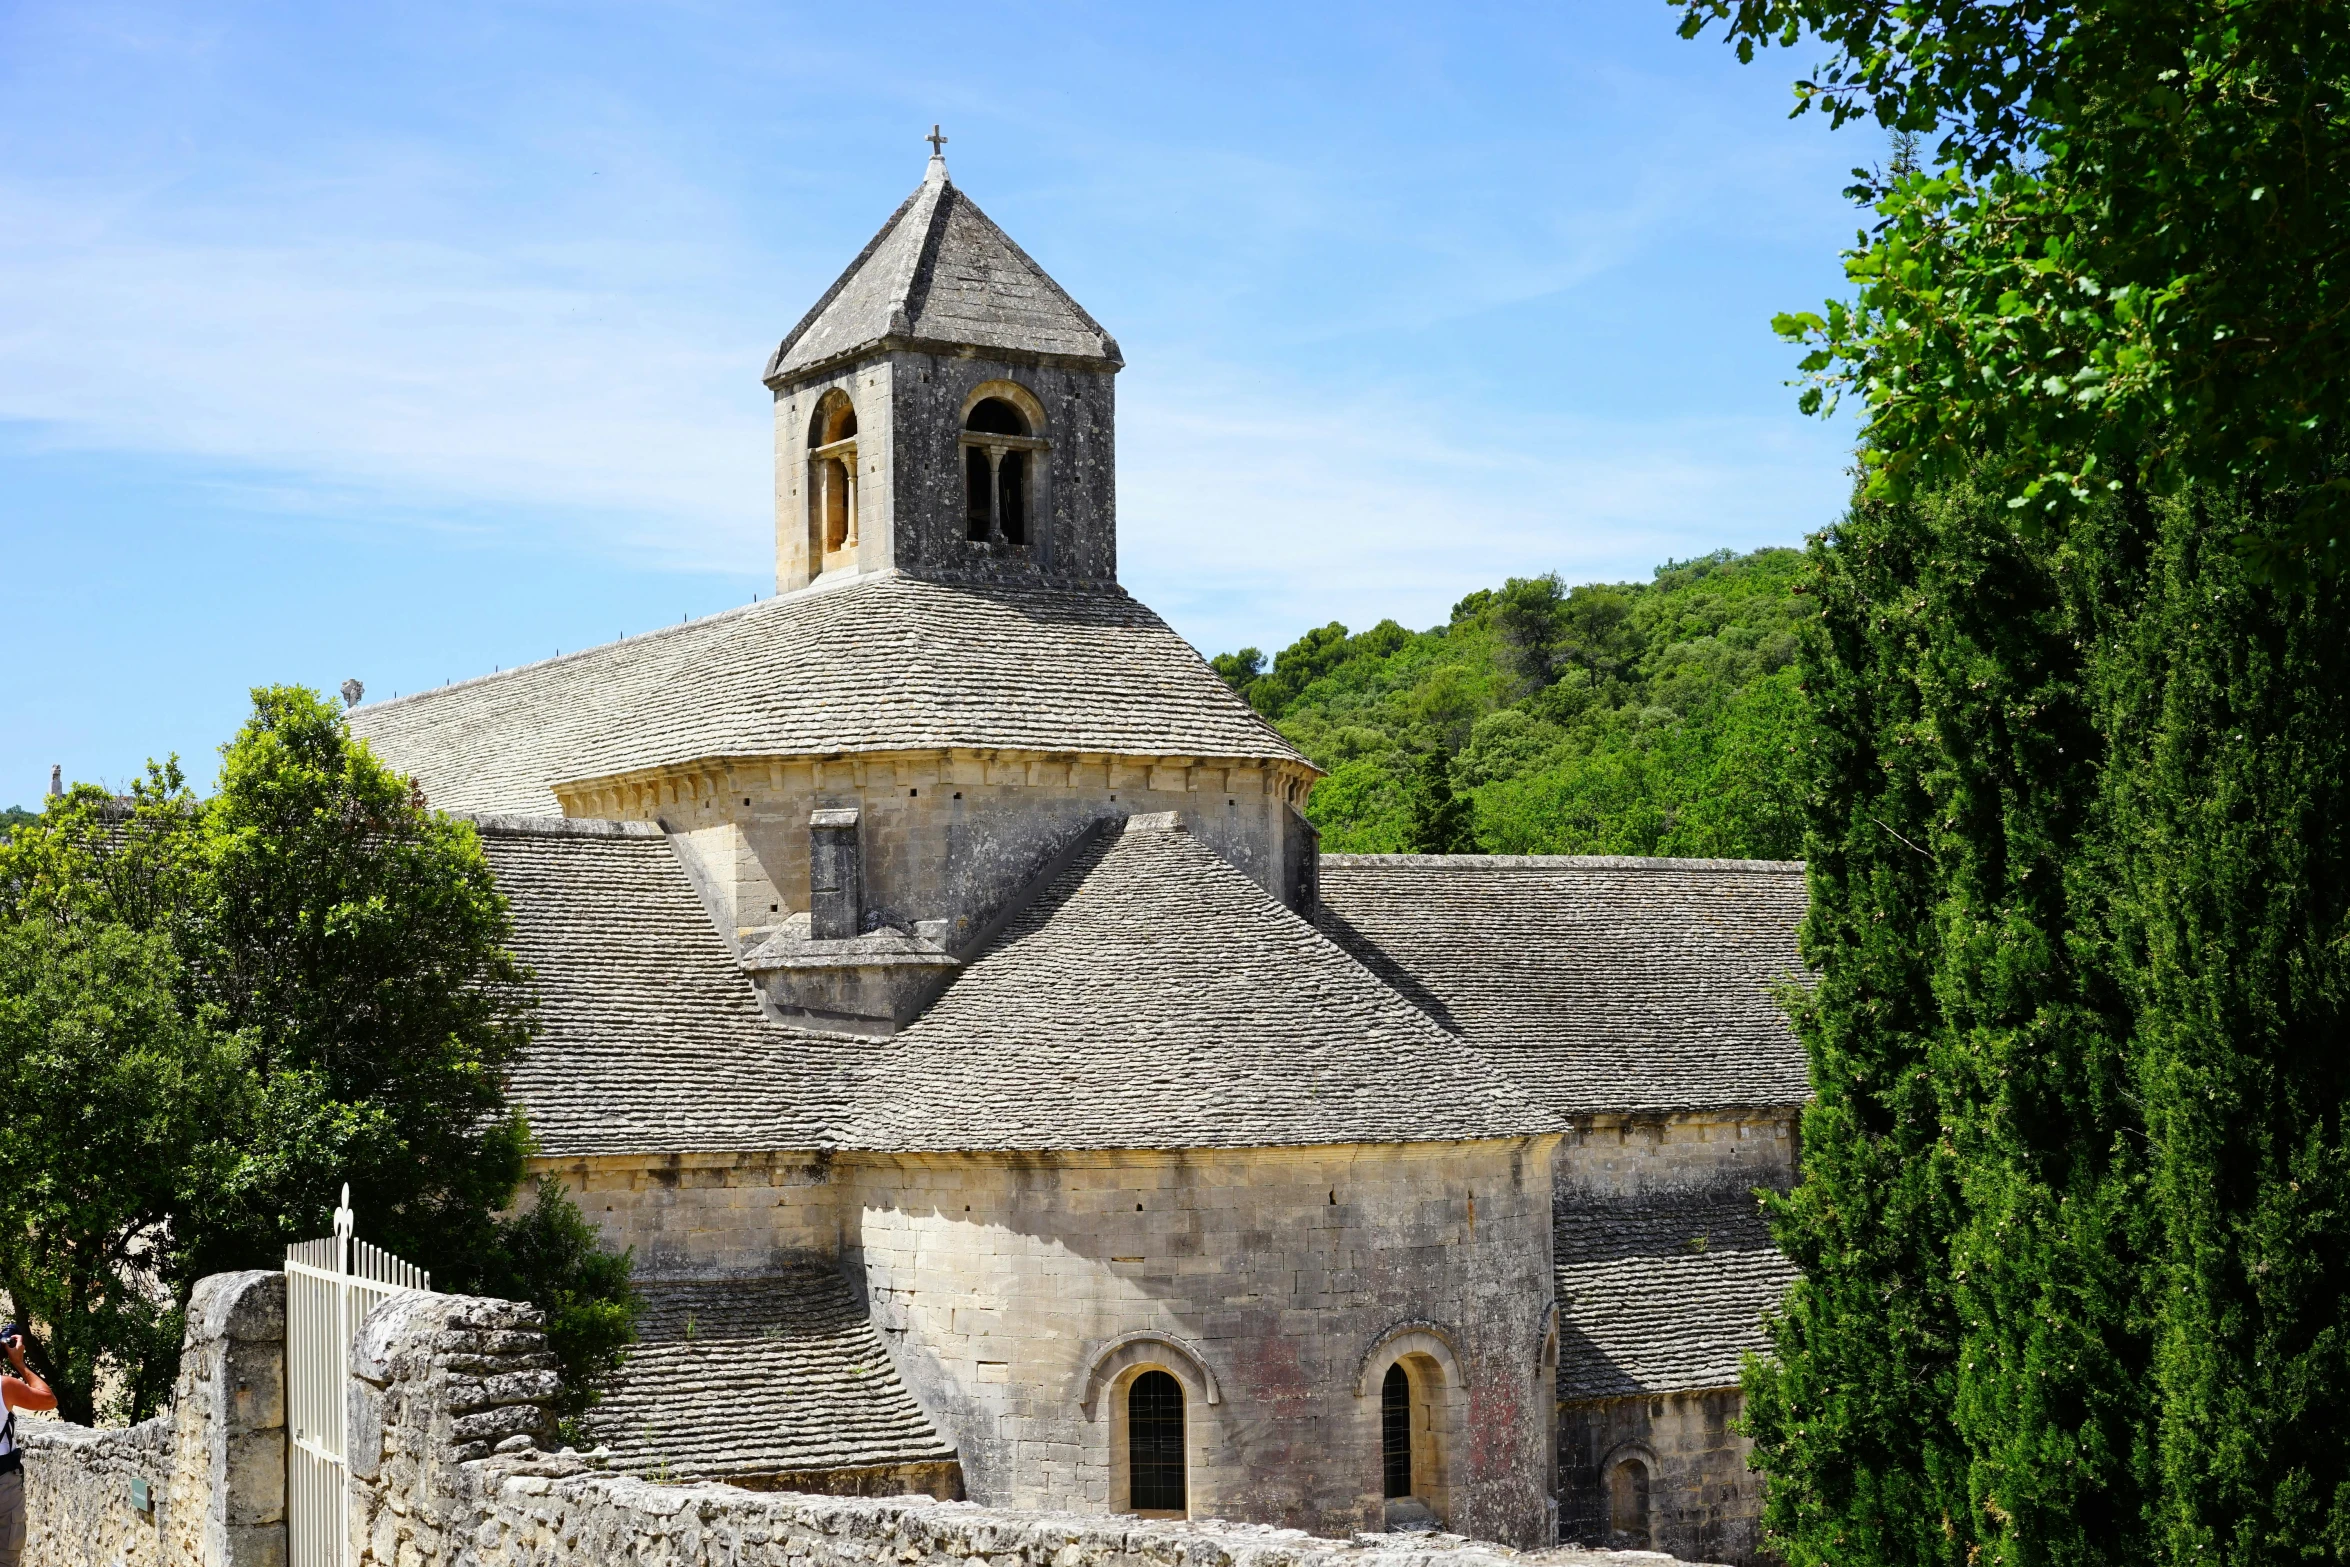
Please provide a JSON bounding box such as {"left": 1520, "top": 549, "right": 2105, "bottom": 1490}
{"left": 1677, "top": 0, "right": 2350, "bottom": 562}
{"left": 175, "top": 686, "right": 534, "bottom": 1283}
{"left": 481, "top": 1176, "right": 641, "bottom": 1438}
{"left": 1492, "top": 574, "right": 1567, "bottom": 692}
{"left": 1225, "top": 547, "right": 1815, "bottom": 859}
{"left": 0, "top": 691, "right": 639, "bottom": 1424}
{"left": 1403, "top": 750, "right": 1476, "bottom": 854}
{"left": 0, "top": 917, "right": 243, "bottom": 1423}
{"left": 0, "top": 806, "right": 35, "bottom": 838}
{"left": 1210, "top": 648, "right": 1264, "bottom": 693}
{"left": 1743, "top": 471, "right": 2153, "bottom": 1567}
{"left": 1676, "top": 5, "right": 2350, "bottom": 1563}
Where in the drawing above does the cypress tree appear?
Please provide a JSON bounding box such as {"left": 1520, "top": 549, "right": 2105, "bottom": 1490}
{"left": 2088, "top": 477, "right": 2350, "bottom": 1561}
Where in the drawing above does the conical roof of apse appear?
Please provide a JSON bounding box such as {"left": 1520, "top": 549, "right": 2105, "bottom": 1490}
{"left": 763, "top": 154, "right": 1124, "bottom": 384}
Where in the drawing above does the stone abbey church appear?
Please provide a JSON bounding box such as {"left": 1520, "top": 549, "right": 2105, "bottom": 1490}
{"left": 349, "top": 151, "right": 1809, "bottom": 1567}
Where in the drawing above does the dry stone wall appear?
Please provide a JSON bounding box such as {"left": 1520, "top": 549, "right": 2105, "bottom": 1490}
{"left": 22, "top": 1417, "right": 173, "bottom": 1567}
{"left": 21, "top": 1269, "right": 287, "bottom": 1567}
{"left": 350, "top": 1291, "right": 1706, "bottom": 1567}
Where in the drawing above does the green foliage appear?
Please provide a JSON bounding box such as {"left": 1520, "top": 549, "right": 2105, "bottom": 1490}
{"left": 178, "top": 686, "right": 534, "bottom": 1283}
{"left": 1210, "top": 648, "right": 1264, "bottom": 691}
{"left": 2092, "top": 476, "right": 2350, "bottom": 1562}
{"left": 1745, "top": 457, "right": 2350, "bottom": 1566}
{"left": 1744, "top": 471, "right": 2153, "bottom": 1566}
{"left": 0, "top": 689, "right": 637, "bottom": 1424}
{"left": 1222, "top": 548, "right": 1816, "bottom": 859}
{"left": 0, "top": 917, "right": 244, "bottom": 1424}
{"left": 1402, "top": 750, "right": 1475, "bottom": 855}
{"left": 479, "top": 1177, "right": 642, "bottom": 1435}
{"left": 0, "top": 807, "right": 34, "bottom": 838}
{"left": 1676, "top": 0, "right": 2350, "bottom": 566}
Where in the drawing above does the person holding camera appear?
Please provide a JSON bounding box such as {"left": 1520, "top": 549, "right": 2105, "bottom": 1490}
{"left": 0, "top": 1325, "right": 55, "bottom": 1567}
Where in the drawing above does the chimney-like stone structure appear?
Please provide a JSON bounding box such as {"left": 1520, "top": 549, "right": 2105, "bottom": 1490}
{"left": 809, "top": 808, "right": 862, "bottom": 939}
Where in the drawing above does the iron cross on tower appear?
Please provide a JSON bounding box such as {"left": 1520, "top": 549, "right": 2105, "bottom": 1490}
{"left": 926, "top": 125, "right": 948, "bottom": 156}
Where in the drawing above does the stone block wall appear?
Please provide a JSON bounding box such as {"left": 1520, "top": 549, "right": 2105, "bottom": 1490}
{"left": 845, "top": 1141, "right": 1558, "bottom": 1548}
{"left": 1553, "top": 1114, "right": 1796, "bottom": 1200}
{"left": 770, "top": 353, "right": 1119, "bottom": 594}
{"left": 346, "top": 1292, "right": 561, "bottom": 1567}
{"left": 347, "top": 1286, "right": 1693, "bottom": 1567}
{"left": 1556, "top": 1391, "right": 1764, "bottom": 1567}
{"left": 539, "top": 1151, "right": 841, "bottom": 1277}
{"left": 558, "top": 754, "right": 1313, "bottom": 943}
{"left": 21, "top": 1268, "right": 287, "bottom": 1567}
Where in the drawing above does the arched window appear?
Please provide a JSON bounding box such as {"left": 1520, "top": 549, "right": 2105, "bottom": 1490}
{"left": 1604, "top": 1457, "right": 1651, "bottom": 1548}
{"left": 1127, "top": 1370, "right": 1186, "bottom": 1513}
{"left": 808, "top": 391, "right": 859, "bottom": 567}
{"left": 1380, "top": 1363, "right": 1413, "bottom": 1499}
{"left": 961, "top": 391, "right": 1042, "bottom": 546}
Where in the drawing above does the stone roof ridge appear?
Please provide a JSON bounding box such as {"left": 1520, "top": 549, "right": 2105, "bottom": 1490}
{"left": 351, "top": 573, "right": 1311, "bottom": 817}
{"left": 459, "top": 814, "right": 664, "bottom": 839}
{"left": 1320, "top": 852, "right": 1806, "bottom": 874}
{"left": 764, "top": 169, "right": 1121, "bottom": 386}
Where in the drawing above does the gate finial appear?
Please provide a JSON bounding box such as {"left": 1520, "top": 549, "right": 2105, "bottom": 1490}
{"left": 333, "top": 1183, "right": 354, "bottom": 1242}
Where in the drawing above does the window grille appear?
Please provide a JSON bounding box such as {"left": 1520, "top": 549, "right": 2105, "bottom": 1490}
{"left": 1128, "top": 1370, "right": 1186, "bottom": 1511}
{"left": 1381, "top": 1362, "right": 1413, "bottom": 1499}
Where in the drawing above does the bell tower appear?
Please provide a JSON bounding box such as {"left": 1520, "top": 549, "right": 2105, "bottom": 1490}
{"left": 763, "top": 143, "right": 1125, "bottom": 593}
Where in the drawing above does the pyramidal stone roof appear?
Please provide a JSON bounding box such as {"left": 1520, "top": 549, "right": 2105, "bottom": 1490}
{"left": 1314, "top": 854, "right": 1812, "bottom": 1115}
{"left": 765, "top": 156, "right": 1121, "bottom": 385}
{"left": 349, "top": 573, "right": 1305, "bottom": 818}
{"left": 836, "top": 814, "right": 1561, "bottom": 1151}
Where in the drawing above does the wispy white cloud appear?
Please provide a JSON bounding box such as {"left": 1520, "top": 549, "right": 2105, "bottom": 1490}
{"left": 0, "top": 167, "right": 776, "bottom": 567}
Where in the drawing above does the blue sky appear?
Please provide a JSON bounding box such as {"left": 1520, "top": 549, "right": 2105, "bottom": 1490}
{"left": 1, "top": 0, "right": 1866, "bottom": 807}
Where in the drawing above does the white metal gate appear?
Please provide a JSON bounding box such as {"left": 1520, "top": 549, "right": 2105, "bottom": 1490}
{"left": 285, "top": 1186, "right": 433, "bottom": 1567}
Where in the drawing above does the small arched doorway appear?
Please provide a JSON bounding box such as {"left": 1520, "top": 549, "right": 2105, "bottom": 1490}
{"left": 1127, "top": 1369, "right": 1186, "bottom": 1514}
{"left": 1604, "top": 1456, "right": 1651, "bottom": 1548}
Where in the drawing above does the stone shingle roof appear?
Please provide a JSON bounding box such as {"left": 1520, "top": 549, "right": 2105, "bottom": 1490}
{"left": 1554, "top": 1192, "right": 1797, "bottom": 1401}
{"left": 836, "top": 815, "right": 1559, "bottom": 1151}
{"left": 352, "top": 574, "right": 1304, "bottom": 817}
{"left": 581, "top": 1266, "right": 957, "bottom": 1483}
{"left": 1313, "top": 856, "right": 1811, "bottom": 1116}
{"left": 765, "top": 158, "right": 1121, "bottom": 384}
{"left": 477, "top": 818, "right": 856, "bottom": 1156}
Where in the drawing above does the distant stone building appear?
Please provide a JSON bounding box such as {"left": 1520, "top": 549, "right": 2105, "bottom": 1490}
{"left": 349, "top": 149, "right": 1809, "bottom": 1565}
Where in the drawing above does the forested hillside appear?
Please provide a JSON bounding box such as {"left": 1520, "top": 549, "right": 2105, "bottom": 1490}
{"left": 1212, "top": 547, "right": 1812, "bottom": 860}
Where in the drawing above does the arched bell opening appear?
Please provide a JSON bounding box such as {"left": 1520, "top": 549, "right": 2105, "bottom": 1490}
{"left": 960, "top": 385, "right": 1045, "bottom": 548}
{"left": 807, "top": 389, "right": 860, "bottom": 571}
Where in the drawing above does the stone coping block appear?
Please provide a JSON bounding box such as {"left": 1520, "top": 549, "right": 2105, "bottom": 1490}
{"left": 452, "top": 1459, "right": 1715, "bottom": 1567}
